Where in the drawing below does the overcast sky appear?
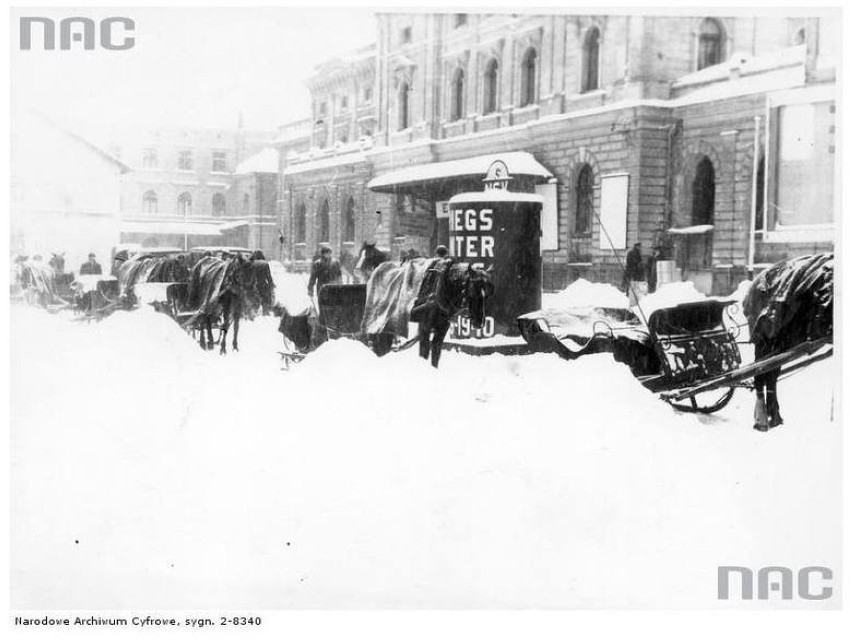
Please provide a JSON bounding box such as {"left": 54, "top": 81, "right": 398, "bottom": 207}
{"left": 11, "top": 7, "right": 377, "bottom": 140}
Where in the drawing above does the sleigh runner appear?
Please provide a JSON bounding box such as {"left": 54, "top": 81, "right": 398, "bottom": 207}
{"left": 519, "top": 253, "right": 834, "bottom": 416}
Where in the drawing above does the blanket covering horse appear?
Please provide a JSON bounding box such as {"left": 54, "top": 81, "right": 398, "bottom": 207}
{"left": 743, "top": 252, "right": 833, "bottom": 431}
{"left": 743, "top": 253, "right": 833, "bottom": 349}
{"left": 360, "top": 257, "right": 439, "bottom": 336}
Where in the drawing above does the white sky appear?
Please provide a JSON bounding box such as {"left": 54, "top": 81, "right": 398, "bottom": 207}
{"left": 11, "top": 7, "right": 377, "bottom": 140}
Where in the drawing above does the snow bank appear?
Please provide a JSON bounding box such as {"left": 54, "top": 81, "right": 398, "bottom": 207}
{"left": 543, "top": 278, "right": 629, "bottom": 310}
{"left": 636, "top": 281, "right": 707, "bottom": 318}
{"left": 10, "top": 303, "right": 840, "bottom": 609}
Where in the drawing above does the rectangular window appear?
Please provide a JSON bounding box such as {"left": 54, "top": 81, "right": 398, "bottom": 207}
{"left": 364, "top": 86, "right": 373, "bottom": 103}
{"left": 768, "top": 99, "right": 834, "bottom": 228}
{"left": 599, "top": 174, "right": 629, "bottom": 250}
{"left": 212, "top": 151, "right": 227, "bottom": 173}
{"left": 178, "top": 150, "right": 193, "bottom": 171}
{"left": 340, "top": 95, "right": 348, "bottom": 110}
{"left": 535, "top": 182, "right": 558, "bottom": 251}
{"left": 142, "top": 148, "right": 158, "bottom": 169}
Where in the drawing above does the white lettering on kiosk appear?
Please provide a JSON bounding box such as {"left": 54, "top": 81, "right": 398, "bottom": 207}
{"left": 450, "top": 208, "right": 495, "bottom": 257}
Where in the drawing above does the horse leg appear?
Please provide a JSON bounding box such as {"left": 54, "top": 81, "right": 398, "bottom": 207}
{"left": 206, "top": 318, "right": 215, "bottom": 350}
{"left": 220, "top": 303, "right": 230, "bottom": 355}
{"left": 766, "top": 370, "right": 783, "bottom": 427}
{"left": 197, "top": 317, "right": 207, "bottom": 349}
{"left": 418, "top": 321, "right": 431, "bottom": 361}
{"left": 430, "top": 318, "right": 451, "bottom": 368}
{"left": 753, "top": 372, "right": 770, "bottom": 432}
{"left": 232, "top": 307, "right": 240, "bottom": 352}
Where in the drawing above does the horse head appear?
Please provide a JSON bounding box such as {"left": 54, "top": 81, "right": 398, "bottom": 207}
{"left": 49, "top": 253, "right": 65, "bottom": 273}
{"left": 464, "top": 264, "right": 494, "bottom": 329}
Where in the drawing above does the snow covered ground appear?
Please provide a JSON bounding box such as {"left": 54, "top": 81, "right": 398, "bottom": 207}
{"left": 10, "top": 302, "right": 840, "bottom": 609}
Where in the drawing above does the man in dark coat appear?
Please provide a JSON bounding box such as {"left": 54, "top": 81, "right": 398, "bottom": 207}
{"left": 307, "top": 247, "right": 342, "bottom": 299}
{"left": 250, "top": 250, "right": 275, "bottom": 314}
{"left": 622, "top": 242, "right": 648, "bottom": 304}
{"left": 79, "top": 252, "right": 103, "bottom": 276}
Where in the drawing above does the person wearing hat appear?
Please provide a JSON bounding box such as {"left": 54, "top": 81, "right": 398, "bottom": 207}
{"left": 434, "top": 245, "right": 449, "bottom": 258}
{"left": 79, "top": 252, "right": 103, "bottom": 276}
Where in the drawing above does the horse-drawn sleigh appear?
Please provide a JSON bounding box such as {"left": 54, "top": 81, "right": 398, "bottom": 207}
{"left": 518, "top": 253, "right": 834, "bottom": 428}
{"left": 277, "top": 252, "right": 494, "bottom": 369}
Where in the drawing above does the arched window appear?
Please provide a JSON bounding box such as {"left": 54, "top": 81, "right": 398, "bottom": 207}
{"left": 212, "top": 193, "right": 226, "bottom": 217}
{"left": 177, "top": 192, "right": 192, "bottom": 217}
{"left": 142, "top": 190, "right": 158, "bottom": 214}
{"left": 692, "top": 156, "right": 716, "bottom": 225}
{"left": 242, "top": 193, "right": 250, "bottom": 215}
{"left": 343, "top": 196, "right": 356, "bottom": 243}
{"left": 483, "top": 58, "right": 499, "bottom": 115}
{"left": 582, "top": 27, "right": 601, "bottom": 93}
{"left": 451, "top": 68, "right": 465, "bottom": 121}
{"left": 755, "top": 155, "right": 765, "bottom": 231}
{"left": 575, "top": 164, "right": 594, "bottom": 235}
{"left": 697, "top": 18, "right": 725, "bottom": 70}
{"left": 520, "top": 47, "right": 537, "bottom": 107}
{"left": 317, "top": 199, "right": 330, "bottom": 244}
{"left": 398, "top": 81, "right": 410, "bottom": 130}
{"left": 295, "top": 202, "right": 306, "bottom": 243}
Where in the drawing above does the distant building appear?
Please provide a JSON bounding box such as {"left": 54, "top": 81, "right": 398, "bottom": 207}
{"left": 232, "top": 147, "right": 280, "bottom": 259}
{"left": 111, "top": 125, "right": 277, "bottom": 250}
{"left": 277, "top": 13, "right": 837, "bottom": 294}
{"left": 11, "top": 110, "right": 129, "bottom": 271}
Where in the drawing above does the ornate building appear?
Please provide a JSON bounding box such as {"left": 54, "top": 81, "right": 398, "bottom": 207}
{"left": 278, "top": 12, "right": 837, "bottom": 293}
{"left": 110, "top": 125, "right": 278, "bottom": 251}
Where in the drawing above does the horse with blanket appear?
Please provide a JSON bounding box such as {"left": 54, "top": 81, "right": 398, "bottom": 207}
{"left": 18, "top": 258, "right": 66, "bottom": 308}
{"left": 361, "top": 257, "right": 493, "bottom": 367}
{"left": 743, "top": 253, "right": 833, "bottom": 431}
{"left": 184, "top": 254, "right": 261, "bottom": 353}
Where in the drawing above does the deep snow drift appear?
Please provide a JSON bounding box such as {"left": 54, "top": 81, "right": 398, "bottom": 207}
{"left": 10, "top": 303, "right": 839, "bottom": 609}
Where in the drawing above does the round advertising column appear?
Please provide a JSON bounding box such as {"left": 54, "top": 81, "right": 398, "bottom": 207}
{"left": 447, "top": 190, "right": 542, "bottom": 337}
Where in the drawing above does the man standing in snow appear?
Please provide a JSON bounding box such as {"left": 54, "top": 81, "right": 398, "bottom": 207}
{"left": 307, "top": 246, "right": 342, "bottom": 300}
{"left": 622, "top": 242, "right": 647, "bottom": 304}
{"left": 79, "top": 252, "right": 103, "bottom": 276}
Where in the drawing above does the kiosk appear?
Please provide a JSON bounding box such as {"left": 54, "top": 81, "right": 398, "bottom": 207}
{"left": 447, "top": 160, "right": 543, "bottom": 338}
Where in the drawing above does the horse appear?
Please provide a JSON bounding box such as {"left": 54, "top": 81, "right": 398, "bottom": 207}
{"left": 353, "top": 242, "right": 388, "bottom": 283}
{"left": 18, "top": 258, "right": 66, "bottom": 308}
{"left": 361, "top": 257, "right": 493, "bottom": 367}
{"left": 743, "top": 253, "right": 833, "bottom": 431}
{"left": 185, "top": 254, "right": 257, "bottom": 353}
{"left": 48, "top": 252, "right": 65, "bottom": 274}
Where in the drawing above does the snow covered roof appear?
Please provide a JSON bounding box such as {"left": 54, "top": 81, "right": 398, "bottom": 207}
{"left": 368, "top": 151, "right": 553, "bottom": 192}
{"left": 235, "top": 147, "right": 279, "bottom": 175}
{"left": 121, "top": 219, "right": 249, "bottom": 236}
{"left": 449, "top": 191, "right": 544, "bottom": 204}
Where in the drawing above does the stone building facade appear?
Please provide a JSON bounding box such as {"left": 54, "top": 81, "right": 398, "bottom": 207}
{"left": 110, "top": 126, "right": 277, "bottom": 249}
{"left": 278, "top": 12, "right": 837, "bottom": 293}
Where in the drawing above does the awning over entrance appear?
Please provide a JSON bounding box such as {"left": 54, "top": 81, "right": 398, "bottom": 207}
{"left": 368, "top": 151, "right": 553, "bottom": 192}
{"left": 120, "top": 219, "right": 249, "bottom": 237}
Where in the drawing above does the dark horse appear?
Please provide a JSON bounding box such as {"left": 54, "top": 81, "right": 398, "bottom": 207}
{"left": 353, "top": 242, "right": 388, "bottom": 283}
{"left": 362, "top": 257, "right": 492, "bottom": 367}
{"left": 185, "top": 255, "right": 257, "bottom": 353}
{"left": 743, "top": 253, "right": 833, "bottom": 431}
{"left": 410, "top": 260, "right": 493, "bottom": 367}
